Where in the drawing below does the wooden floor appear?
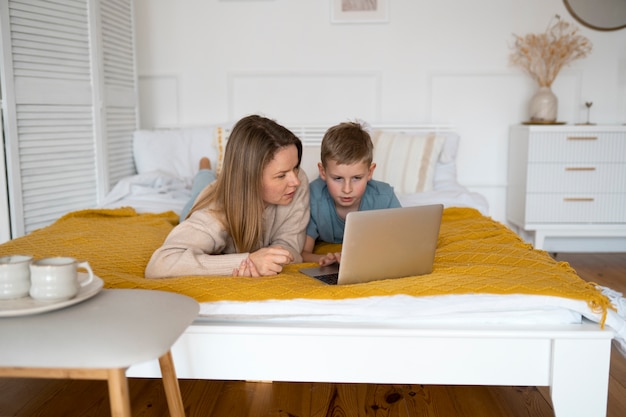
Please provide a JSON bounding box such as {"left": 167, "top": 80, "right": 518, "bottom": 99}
{"left": 0, "top": 253, "right": 624, "bottom": 417}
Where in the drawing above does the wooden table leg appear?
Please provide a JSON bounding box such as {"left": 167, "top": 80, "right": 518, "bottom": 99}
{"left": 107, "top": 368, "right": 132, "bottom": 417}
{"left": 159, "top": 350, "right": 186, "bottom": 417}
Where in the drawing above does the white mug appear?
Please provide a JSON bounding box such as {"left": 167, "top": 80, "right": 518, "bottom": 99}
{"left": 0, "top": 255, "right": 33, "bottom": 300}
{"left": 29, "top": 257, "right": 94, "bottom": 302}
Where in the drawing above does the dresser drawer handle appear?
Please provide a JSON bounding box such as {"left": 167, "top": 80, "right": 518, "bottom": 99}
{"left": 567, "top": 136, "right": 598, "bottom": 141}
{"left": 563, "top": 198, "right": 594, "bottom": 202}
{"left": 565, "top": 167, "right": 596, "bottom": 171}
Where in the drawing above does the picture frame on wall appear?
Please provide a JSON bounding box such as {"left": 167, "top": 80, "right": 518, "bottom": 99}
{"left": 331, "top": 0, "right": 389, "bottom": 24}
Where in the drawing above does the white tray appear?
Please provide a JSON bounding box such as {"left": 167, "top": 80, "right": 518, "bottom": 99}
{"left": 0, "top": 273, "right": 104, "bottom": 317}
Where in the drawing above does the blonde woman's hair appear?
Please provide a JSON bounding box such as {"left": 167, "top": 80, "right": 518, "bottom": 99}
{"left": 320, "top": 121, "right": 373, "bottom": 167}
{"left": 189, "top": 115, "right": 302, "bottom": 253}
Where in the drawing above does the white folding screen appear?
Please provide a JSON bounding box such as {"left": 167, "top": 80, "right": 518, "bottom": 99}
{"left": 99, "top": 0, "right": 138, "bottom": 190}
{"left": 0, "top": 0, "right": 138, "bottom": 238}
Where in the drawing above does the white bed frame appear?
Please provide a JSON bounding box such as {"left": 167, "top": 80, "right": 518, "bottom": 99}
{"left": 123, "top": 124, "right": 615, "bottom": 416}
{"left": 129, "top": 318, "right": 613, "bottom": 417}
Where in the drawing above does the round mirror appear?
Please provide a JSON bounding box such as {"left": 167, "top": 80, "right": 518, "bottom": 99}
{"left": 564, "top": 0, "right": 626, "bottom": 31}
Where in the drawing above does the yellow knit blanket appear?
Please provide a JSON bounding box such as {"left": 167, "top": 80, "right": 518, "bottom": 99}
{"left": 0, "top": 207, "right": 610, "bottom": 323}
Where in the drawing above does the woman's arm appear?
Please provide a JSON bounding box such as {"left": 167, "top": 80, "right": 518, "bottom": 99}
{"left": 145, "top": 210, "right": 248, "bottom": 278}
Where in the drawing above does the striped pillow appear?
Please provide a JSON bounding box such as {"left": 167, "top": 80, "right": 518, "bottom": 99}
{"left": 370, "top": 130, "right": 445, "bottom": 194}
{"left": 214, "top": 126, "right": 231, "bottom": 175}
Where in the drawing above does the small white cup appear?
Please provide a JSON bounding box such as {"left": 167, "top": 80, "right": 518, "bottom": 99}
{"left": 29, "top": 257, "right": 94, "bottom": 302}
{"left": 0, "top": 255, "right": 33, "bottom": 300}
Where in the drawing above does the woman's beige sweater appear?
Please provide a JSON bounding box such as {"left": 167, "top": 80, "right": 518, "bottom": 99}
{"left": 145, "top": 170, "right": 310, "bottom": 278}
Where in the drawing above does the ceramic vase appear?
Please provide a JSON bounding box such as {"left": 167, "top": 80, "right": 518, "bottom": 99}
{"left": 528, "top": 86, "right": 558, "bottom": 123}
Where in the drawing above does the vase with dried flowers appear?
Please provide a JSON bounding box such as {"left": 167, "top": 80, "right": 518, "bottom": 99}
{"left": 510, "top": 15, "right": 592, "bottom": 123}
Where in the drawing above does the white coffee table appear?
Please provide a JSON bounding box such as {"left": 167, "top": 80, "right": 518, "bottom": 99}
{"left": 0, "top": 289, "right": 199, "bottom": 417}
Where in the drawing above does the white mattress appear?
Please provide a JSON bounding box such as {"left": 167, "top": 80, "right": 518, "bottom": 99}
{"left": 199, "top": 294, "right": 584, "bottom": 324}
{"left": 198, "top": 290, "right": 626, "bottom": 355}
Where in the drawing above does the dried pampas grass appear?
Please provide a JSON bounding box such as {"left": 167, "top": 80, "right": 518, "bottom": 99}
{"left": 510, "top": 15, "right": 592, "bottom": 87}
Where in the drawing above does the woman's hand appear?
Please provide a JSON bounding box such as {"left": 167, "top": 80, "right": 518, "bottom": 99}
{"left": 247, "top": 246, "right": 294, "bottom": 276}
{"left": 233, "top": 258, "right": 260, "bottom": 277}
{"left": 318, "top": 252, "right": 341, "bottom": 266}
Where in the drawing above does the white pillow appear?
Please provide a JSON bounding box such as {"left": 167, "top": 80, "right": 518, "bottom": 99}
{"left": 433, "top": 132, "right": 460, "bottom": 190}
{"left": 438, "top": 131, "right": 459, "bottom": 164}
{"left": 133, "top": 127, "right": 220, "bottom": 180}
{"left": 370, "top": 130, "right": 445, "bottom": 194}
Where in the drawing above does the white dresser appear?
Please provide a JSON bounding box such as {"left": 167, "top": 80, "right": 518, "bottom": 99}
{"left": 507, "top": 124, "right": 626, "bottom": 252}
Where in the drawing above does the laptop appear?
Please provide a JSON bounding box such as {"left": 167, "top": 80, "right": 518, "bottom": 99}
{"left": 300, "top": 204, "right": 443, "bottom": 285}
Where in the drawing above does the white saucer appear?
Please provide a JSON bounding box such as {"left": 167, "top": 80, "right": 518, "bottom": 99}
{"left": 0, "top": 273, "right": 104, "bottom": 317}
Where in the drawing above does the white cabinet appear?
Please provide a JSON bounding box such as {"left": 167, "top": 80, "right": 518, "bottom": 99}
{"left": 507, "top": 125, "right": 626, "bottom": 252}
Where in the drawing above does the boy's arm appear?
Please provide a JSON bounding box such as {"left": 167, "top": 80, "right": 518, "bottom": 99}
{"left": 301, "top": 236, "right": 321, "bottom": 263}
{"left": 301, "top": 236, "right": 341, "bottom": 266}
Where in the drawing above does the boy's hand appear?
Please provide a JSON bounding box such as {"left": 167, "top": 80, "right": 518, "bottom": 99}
{"left": 319, "top": 252, "right": 341, "bottom": 266}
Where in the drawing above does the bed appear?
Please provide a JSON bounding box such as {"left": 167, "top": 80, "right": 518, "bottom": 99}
{"left": 1, "top": 124, "right": 624, "bottom": 417}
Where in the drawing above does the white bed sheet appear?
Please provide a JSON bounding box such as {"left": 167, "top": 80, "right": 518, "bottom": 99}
{"left": 99, "top": 172, "right": 191, "bottom": 214}
{"left": 398, "top": 189, "right": 489, "bottom": 215}
{"left": 99, "top": 171, "right": 490, "bottom": 216}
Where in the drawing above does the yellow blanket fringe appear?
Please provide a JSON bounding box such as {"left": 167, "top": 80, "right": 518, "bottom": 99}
{"left": 0, "top": 207, "right": 611, "bottom": 326}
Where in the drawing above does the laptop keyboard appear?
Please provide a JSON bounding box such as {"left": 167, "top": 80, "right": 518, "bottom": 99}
{"left": 315, "top": 273, "right": 339, "bottom": 285}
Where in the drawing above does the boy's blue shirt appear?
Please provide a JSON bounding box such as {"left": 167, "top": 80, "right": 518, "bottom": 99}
{"left": 306, "top": 177, "right": 402, "bottom": 244}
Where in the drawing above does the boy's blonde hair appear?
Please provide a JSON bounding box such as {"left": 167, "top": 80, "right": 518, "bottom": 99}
{"left": 320, "top": 122, "right": 373, "bottom": 167}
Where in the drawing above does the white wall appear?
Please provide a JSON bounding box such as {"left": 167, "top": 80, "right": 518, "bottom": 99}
{"left": 133, "top": 0, "right": 626, "bottom": 223}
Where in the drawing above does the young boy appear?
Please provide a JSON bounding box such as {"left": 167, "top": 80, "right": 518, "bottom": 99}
{"left": 301, "top": 121, "right": 401, "bottom": 265}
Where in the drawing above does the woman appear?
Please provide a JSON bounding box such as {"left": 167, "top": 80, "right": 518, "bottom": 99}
{"left": 145, "top": 115, "right": 310, "bottom": 278}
